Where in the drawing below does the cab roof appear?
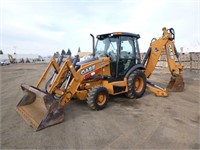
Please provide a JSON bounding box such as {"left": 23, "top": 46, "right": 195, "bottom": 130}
{"left": 97, "top": 32, "right": 140, "bottom": 40}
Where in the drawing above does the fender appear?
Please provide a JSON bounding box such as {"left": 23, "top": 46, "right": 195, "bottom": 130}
{"left": 125, "top": 64, "right": 145, "bottom": 78}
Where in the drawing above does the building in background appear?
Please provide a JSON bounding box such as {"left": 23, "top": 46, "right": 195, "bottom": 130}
{"left": 77, "top": 52, "right": 93, "bottom": 61}
{"left": 0, "top": 53, "right": 44, "bottom": 63}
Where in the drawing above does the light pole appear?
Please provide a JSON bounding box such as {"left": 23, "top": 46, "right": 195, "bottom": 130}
{"left": 14, "top": 46, "right": 16, "bottom": 59}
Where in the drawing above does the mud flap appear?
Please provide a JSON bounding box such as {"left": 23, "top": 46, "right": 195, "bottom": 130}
{"left": 167, "top": 75, "right": 184, "bottom": 92}
{"left": 16, "top": 84, "right": 64, "bottom": 131}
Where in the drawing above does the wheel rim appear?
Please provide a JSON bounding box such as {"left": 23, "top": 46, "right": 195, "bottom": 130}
{"left": 97, "top": 92, "right": 107, "bottom": 106}
{"left": 134, "top": 76, "right": 144, "bottom": 92}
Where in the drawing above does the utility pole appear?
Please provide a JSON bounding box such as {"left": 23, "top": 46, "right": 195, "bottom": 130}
{"left": 14, "top": 46, "right": 17, "bottom": 59}
{"left": 14, "top": 46, "right": 17, "bottom": 54}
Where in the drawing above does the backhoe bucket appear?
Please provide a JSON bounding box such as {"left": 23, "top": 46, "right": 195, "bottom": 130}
{"left": 167, "top": 75, "right": 184, "bottom": 92}
{"left": 16, "top": 84, "right": 64, "bottom": 131}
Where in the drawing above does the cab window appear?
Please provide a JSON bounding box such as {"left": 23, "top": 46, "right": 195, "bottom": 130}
{"left": 118, "top": 36, "right": 139, "bottom": 76}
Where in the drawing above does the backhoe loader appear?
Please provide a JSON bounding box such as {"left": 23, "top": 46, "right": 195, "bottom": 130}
{"left": 16, "top": 27, "right": 184, "bottom": 131}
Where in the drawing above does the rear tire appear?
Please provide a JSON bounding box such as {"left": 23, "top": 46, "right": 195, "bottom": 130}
{"left": 87, "top": 86, "right": 109, "bottom": 110}
{"left": 126, "top": 70, "right": 146, "bottom": 99}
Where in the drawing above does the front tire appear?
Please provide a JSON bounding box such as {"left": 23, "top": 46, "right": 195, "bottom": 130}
{"left": 87, "top": 86, "right": 109, "bottom": 110}
{"left": 126, "top": 70, "right": 146, "bottom": 99}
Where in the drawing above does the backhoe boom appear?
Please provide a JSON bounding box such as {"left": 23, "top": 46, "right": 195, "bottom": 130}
{"left": 143, "top": 27, "right": 184, "bottom": 96}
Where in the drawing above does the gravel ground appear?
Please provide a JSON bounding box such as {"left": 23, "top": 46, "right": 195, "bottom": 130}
{"left": 0, "top": 63, "right": 199, "bottom": 149}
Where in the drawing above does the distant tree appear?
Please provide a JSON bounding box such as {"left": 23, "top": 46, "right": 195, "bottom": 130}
{"left": 78, "top": 47, "right": 81, "bottom": 53}
{"left": 61, "top": 49, "right": 66, "bottom": 55}
{"left": 0, "top": 50, "right": 3, "bottom": 54}
{"left": 66, "top": 49, "right": 71, "bottom": 56}
{"left": 53, "top": 51, "right": 60, "bottom": 58}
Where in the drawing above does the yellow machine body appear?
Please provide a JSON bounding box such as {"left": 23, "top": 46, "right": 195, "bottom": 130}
{"left": 16, "top": 27, "right": 184, "bottom": 131}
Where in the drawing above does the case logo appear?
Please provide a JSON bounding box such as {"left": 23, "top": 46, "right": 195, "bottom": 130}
{"left": 168, "top": 44, "right": 174, "bottom": 59}
{"left": 81, "top": 65, "right": 96, "bottom": 75}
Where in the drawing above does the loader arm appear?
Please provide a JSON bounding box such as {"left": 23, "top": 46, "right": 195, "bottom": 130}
{"left": 16, "top": 56, "right": 110, "bottom": 131}
{"left": 143, "top": 27, "right": 184, "bottom": 96}
{"left": 36, "top": 56, "right": 111, "bottom": 106}
{"left": 54, "top": 57, "right": 110, "bottom": 106}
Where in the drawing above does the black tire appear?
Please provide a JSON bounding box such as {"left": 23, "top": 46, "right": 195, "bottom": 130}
{"left": 87, "top": 86, "right": 109, "bottom": 110}
{"left": 126, "top": 70, "right": 146, "bottom": 99}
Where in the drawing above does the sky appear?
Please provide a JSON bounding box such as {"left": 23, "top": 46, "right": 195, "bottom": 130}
{"left": 0, "top": 0, "right": 200, "bottom": 56}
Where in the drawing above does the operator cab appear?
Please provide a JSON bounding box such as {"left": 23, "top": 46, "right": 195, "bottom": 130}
{"left": 94, "top": 32, "right": 141, "bottom": 78}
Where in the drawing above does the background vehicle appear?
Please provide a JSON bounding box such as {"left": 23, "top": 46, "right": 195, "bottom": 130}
{"left": 1, "top": 60, "right": 10, "bottom": 66}
{"left": 16, "top": 27, "right": 184, "bottom": 131}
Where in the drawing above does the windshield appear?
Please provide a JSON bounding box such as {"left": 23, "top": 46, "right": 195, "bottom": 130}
{"left": 95, "top": 37, "right": 118, "bottom": 61}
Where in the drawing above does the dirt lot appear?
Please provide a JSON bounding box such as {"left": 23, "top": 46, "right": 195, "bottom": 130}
{"left": 0, "top": 63, "right": 199, "bottom": 149}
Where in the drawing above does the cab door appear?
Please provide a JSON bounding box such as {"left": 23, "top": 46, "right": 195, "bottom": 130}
{"left": 118, "top": 36, "right": 141, "bottom": 77}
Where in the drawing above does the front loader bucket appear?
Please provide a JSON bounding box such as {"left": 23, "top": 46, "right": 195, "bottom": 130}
{"left": 167, "top": 75, "right": 184, "bottom": 92}
{"left": 16, "top": 84, "right": 64, "bottom": 131}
